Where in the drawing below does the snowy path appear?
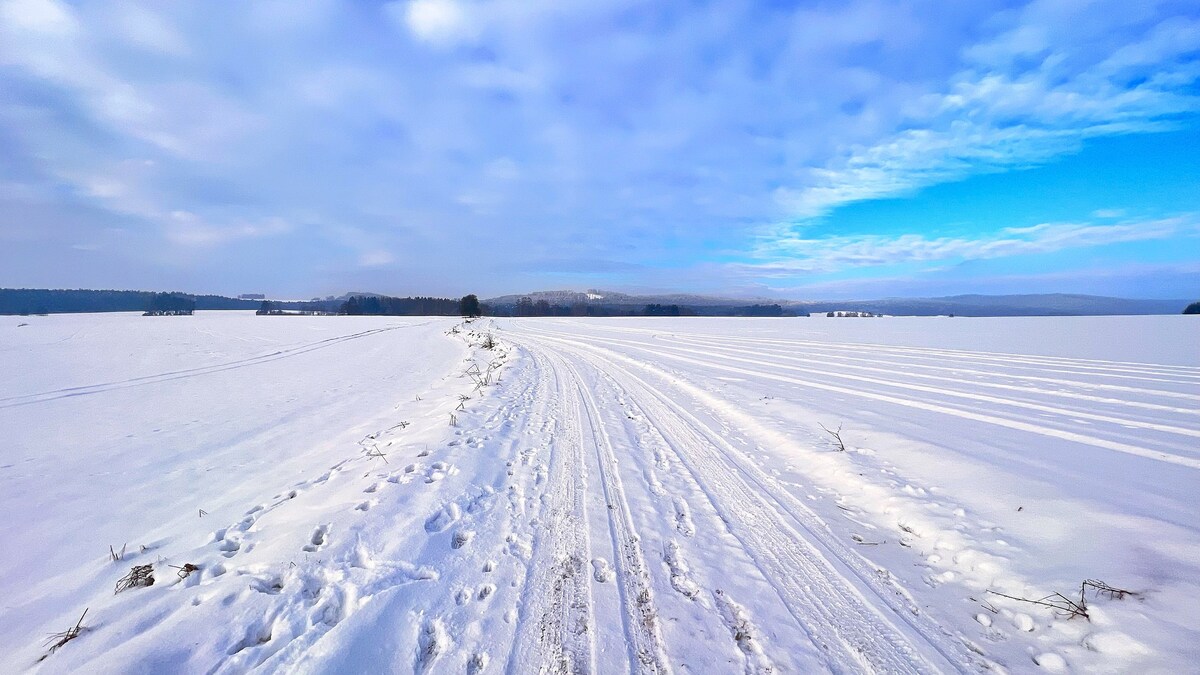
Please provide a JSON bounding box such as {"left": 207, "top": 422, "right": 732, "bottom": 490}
{"left": 6, "top": 313, "right": 1198, "bottom": 673}
{"left": 521, "top": 327, "right": 1199, "bottom": 469}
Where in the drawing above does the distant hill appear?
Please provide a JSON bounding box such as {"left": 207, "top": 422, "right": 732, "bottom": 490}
{"left": 801, "top": 294, "right": 1190, "bottom": 317}
{"left": 484, "top": 289, "right": 802, "bottom": 317}
{"left": 486, "top": 290, "right": 1191, "bottom": 317}
{"left": 5, "top": 287, "right": 1189, "bottom": 317}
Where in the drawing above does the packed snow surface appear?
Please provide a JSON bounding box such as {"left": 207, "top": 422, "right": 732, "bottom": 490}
{"left": 1, "top": 312, "right": 1197, "bottom": 673}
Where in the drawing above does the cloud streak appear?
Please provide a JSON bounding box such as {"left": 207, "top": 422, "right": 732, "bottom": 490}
{"left": 745, "top": 215, "right": 1200, "bottom": 276}
{"left": 769, "top": 3, "right": 1200, "bottom": 224}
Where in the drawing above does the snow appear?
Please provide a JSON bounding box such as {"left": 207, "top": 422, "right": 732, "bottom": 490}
{"left": 2, "top": 312, "right": 1197, "bottom": 673}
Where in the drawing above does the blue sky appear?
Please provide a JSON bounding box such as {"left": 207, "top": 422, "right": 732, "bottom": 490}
{"left": 0, "top": 0, "right": 1197, "bottom": 300}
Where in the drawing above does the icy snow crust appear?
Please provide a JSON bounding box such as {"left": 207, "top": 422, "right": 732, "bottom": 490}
{"left": 1, "top": 312, "right": 1197, "bottom": 673}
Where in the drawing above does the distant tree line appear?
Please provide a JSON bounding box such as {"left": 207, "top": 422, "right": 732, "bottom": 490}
{"left": 256, "top": 300, "right": 338, "bottom": 316}
{"left": 643, "top": 303, "right": 791, "bottom": 317}
{"left": 143, "top": 293, "right": 195, "bottom": 316}
{"left": 4, "top": 288, "right": 815, "bottom": 318}
{"left": 1185, "top": 302, "right": 1200, "bottom": 315}
{"left": 644, "top": 303, "right": 687, "bottom": 316}
{"left": 486, "top": 297, "right": 804, "bottom": 317}
{"left": 498, "top": 297, "right": 640, "bottom": 317}
{"left": 0, "top": 288, "right": 260, "bottom": 315}
{"left": 739, "top": 304, "right": 789, "bottom": 317}
{"left": 339, "top": 295, "right": 470, "bottom": 316}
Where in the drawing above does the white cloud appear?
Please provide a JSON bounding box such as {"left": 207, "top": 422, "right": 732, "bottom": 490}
{"left": 746, "top": 215, "right": 1200, "bottom": 276}
{"left": 165, "top": 212, "right": 291, "bottom": 247}
{"left": 0, "top": 1, "right": 259, "bottom": 161}
{"left": 0, "top": 0, "right": 77, "bottom": 35}
{"left": 358, "top": 250, "right": 396, "bottom": 267}
{"left": 391, "top": 0, "right": 477, "bottom": 46}
{"left": 112, "top": 3, "right": 189, "bottom": 56}
{"left": 767, "top": 2, "right": 1200, "bottom": 227}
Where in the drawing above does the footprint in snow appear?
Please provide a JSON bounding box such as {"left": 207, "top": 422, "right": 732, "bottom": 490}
{"left": 452, "top": 529, "right": 475, "bottom": 549}
{"left": 303, "top": 524, "right": 331, "bottom": 552}
{"left": 387, "top": 464, "right": 419, "bottom": 484}
{"left": 591, "top": 558, "right": 612, "bottom": 583}
{"left": 425, "top": 461, "right": 454, "bottom": 483}
{"left": 415, "top": 618, "right": 449, "bottom": 673}
{"left": 248, "top": 573, "right": 285, "bottom": 595}
{"left": 218, "top": 539, "right": 242, "bottom": 557}
{"left": 425, "top": 503, "right": 462, "bottom": 533}
{"left": 213, "top": 528, "right": 248, "bottom": 557}
{"left": 467, "top": 652, "right": 489, "bottom": 674}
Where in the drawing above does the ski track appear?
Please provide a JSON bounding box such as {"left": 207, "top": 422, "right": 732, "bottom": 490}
{"left": 508, "top": 349, "right": 598, "bottom": 674}
{"left": 662, "top": 334, "right": 1200, "bottom": 415}
{"left": 518, "top": 330, "right": 977, "bottom": 674}
{"left": 565, "top": 357, "right": 672, "bottom": 673}
{"left": 591, "top": 333, "right": 1200, "bottom": 439}
{"left": 523, "top": 328, "right": 1200, "bottom": 469}
{"left": 21, "top": 317, "right": 1195, "bottom": 673}
{"left": 0, "top": 323, "right": 430, "bottom": 409}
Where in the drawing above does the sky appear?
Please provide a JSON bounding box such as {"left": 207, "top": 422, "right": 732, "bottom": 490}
{"left": 1, "top": 0, "right": 1198, "bottom": 301}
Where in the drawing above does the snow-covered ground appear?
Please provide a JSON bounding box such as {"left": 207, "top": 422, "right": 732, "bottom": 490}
{"left": 1, "top": 312, "right": 1197, "bottom": 673}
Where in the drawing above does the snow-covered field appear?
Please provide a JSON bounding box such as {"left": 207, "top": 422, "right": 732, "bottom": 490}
{"left": 1, "top": 312, "right": 1197, "bottom": 673}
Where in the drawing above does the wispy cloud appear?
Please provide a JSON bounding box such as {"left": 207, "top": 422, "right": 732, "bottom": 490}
{"left": 358, "top": 250, "right": 395, "bottom": 267}
{"left": 743, "top": 214, "right": 1200, "bottom": 276}
{"left": 770, "top": 4, "right": 1200, "bottom": 224}
{"left": 164, "top": 213, "right": 292, "bottom": 248}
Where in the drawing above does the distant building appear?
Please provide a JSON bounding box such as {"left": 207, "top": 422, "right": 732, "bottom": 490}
{"left": 827, "top": 310, "right": 881, "bottom": 318}
{"left": 239, "top": 293, "right": 266, "bottom": 300}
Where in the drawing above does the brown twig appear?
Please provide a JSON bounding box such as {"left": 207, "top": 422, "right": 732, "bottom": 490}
{"left": 42, "top": 608, "right": 88, "bottom": 658}
{"left": 1082, "top": 579, "right": 1137, "bottom": 602}
{"left": 169, "top": 563, "right": 200, "bottom": 580}
{"left": 987, "top": 589, "right": 1090, "bottom": 620}
{"left": 818, "top": 423, "right": 846, "bottom": 451}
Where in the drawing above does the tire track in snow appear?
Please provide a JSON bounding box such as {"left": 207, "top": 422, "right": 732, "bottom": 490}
{"left": 0, "top": 323, "right": 431, "bottom": 409}
{"left": 648, "top": 332, "right": 1200, "bottom": 385}
{"left": 508, "top": 350, "right": 596, "bottom": 674}
{"left": 580, "top": 365, "right": 786, "bottom": 671}
{"left": 661, "top": 334, "right": 1200, "bottom": 401}
{"left": 581, "top": 321, "right": 1200, "bottom": 375}
{"left": 536, "top": 330, "right": 1200, "bottom": 470}
{"left": 568, "top": 332, "right": 1200, "bottom": 441}
{"left": 597, "top": 374, "right": 793, "bottom": 673}
{"left": 564, "top": 357, "right": 672, "bottom": 674}
{"left": 519, "top": 332, "right": 964, "bottom": 674}
{"left": 664, "top": 334, "right": 1200, "bottom": 415}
